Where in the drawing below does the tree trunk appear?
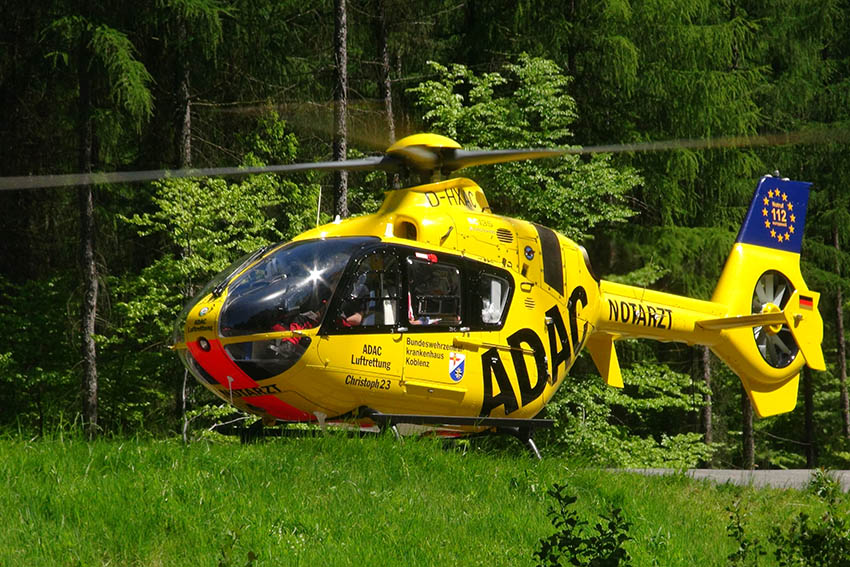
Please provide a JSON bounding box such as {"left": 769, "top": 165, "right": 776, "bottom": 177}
{"left": 332, "top": 0, "right": 348, "bottom": 218}
{"left": 702, "top": 346, "right": 713, "bottom": 448}
{"left": 77, "top": 28, "right": 98, "bottom": 439}
{"left": 176, "top": 18, "right": 192, "bottom": 441}
{"left": 176, "top": 20, "right": 192, "bottom": 169}
{"left": 376, "top": 0, "right": 395, "bottom": 144}
{"left": 741, "top": 387, "right": 754, "bottom": 469}
{"left": 375, "top": 0, "right": 399, "bottom": 189}
{"left": 835, "top": 226, "right": 849, "bottom": 439}
{"left": 802, "top": 365, "right": 817, "bottom": 467}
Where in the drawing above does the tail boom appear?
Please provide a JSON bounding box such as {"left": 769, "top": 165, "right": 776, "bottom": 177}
{"left": 588, "top": 175, "right": 825, "bottom": 418}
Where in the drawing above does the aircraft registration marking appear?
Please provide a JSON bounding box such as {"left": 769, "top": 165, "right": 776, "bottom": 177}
{"left": 425, "top": 187, "right": 477, "bottom": 210}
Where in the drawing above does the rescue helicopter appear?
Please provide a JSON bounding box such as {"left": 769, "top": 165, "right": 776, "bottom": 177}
{"left": 164, "top": 133, "right": 824, "bottom": 454}
{"left": 0, "top": 132, "right": 827, "bottom": 455}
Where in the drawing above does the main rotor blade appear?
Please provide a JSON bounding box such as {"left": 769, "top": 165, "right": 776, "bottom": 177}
{"left": 0, "top": 155, "right": 402, "bottom": 191}
{"left": 440, "top": 129, "right": 849, "bottom": 172}
{"left": 2, "top": 127, "right": 846, "bottom": 191}
{"left": 573, "top": 129, "right": 849, "bottom": 155}
{"left": 444, "top": 148, "right": 566, "bottom": 171}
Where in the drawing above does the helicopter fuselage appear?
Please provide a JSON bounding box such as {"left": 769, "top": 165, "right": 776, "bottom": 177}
{"left": 174, "top": 173, "right": 824, "bottom": 427}
{"left": 175, "top": 177, "right": 604, "bottom": 424}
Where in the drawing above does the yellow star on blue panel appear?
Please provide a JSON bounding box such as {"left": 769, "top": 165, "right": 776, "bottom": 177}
{"left": 789, "top": 225, "right": 795, "bottom": 234}
{"left": 762, "top": 208, "right": 768, "bottom": 216}
{"left": 763, "top": 196, "right": 769, "bottom": 205}
{"left": 768, "top": 189, "right": 774, "bottom": 198}
{"left": 764, "top": 220, "right": 771, "bottom": 228}
{"left": 771, "top": 229, "right": 776, "bottom": 238}
{"left": 782, "top": 193, "right": 788, "bottom": 201}
{"left": 791, "top": 214, "right": 796, "bottom": 223}
{"left": 788, "top": 203, "right": 794, "bottom": 211}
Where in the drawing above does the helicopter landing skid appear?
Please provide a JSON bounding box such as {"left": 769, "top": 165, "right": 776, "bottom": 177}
{"left": 358, "top": 409, "right": 553, "bottom": 459}
{"left": 212, "top": 410, "right": 553, "bottom": 458}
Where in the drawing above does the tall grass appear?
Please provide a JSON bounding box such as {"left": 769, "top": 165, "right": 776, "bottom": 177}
{"left": 0, "top": 433, "right": 844, "bottom": 566}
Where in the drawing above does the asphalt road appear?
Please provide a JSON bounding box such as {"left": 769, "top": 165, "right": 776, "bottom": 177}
{"left": 623, "top": 468, "right": 850, "bottom": 491}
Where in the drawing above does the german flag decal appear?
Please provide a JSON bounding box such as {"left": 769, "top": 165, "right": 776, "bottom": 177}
{"left": 800, "top": 295, "right": 814, "bottom": 310}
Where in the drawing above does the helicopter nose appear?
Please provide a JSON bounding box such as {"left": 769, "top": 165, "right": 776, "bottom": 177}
{"left": 178, "top": 301, "right": 314, "bottom": 422}
{"left": 183, "top": 336, "right": 313, "bottom": 421}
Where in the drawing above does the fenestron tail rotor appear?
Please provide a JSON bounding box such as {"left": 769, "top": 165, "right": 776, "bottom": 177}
{"left": 2, "top": 128, "right": 847, "bottom": 192}
{"left": 751, "top": 270, "right": 798, "bottom": 369}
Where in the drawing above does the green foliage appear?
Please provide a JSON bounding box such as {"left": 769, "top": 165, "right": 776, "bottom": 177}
{"left": 409, "top": 56, "right": 641, "bottom": 241}
{"left": 104, "top": 114, "right": 317, "bottom": 432}
{"left": 89, "top": 25, "right": 154, "bottom": 127}
{"left": 160, "top": 0, "right": 230, "bottom": 55}
{"left": 728, "top": 489, "right": 850, "bottom": 567}
{"left": 43, "top": 15, "right": 154, "bottom": 129}
{"left": 768, "top": 507, "right": 850, "bottom": 567}
{"left": 217, "top": 528, "right": 258, "bottom": 567}
{"left": 0, "top": 276, "right": 78, "bottom": 433}
{"left": 543, "top": 362, "right": 714, "bottom": 467}
{"left": 726, "top": 502, "right": 766, "bottom": 567}
{"left": 806, "top": 468, "right": 843, "bottom": 502}
{"left": 535, "top": 483, "right": 633, "bottom": 567}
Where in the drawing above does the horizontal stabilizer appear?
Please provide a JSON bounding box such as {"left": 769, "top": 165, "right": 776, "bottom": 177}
{"left": 698, "top": 289, "right": 825, "bottom": 371}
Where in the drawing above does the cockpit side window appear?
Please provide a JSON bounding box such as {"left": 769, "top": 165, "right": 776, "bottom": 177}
{"left": 478, "top": 273, "right": 511, "bottom": 325}
{"left": 406, "top": 256, "right": 462, "bottom": 328}
{"left": 466, "top": 261, "right": 513, "bottom": 330}
{"left": 332, "top": 248, "right": 401, "bottom": 330}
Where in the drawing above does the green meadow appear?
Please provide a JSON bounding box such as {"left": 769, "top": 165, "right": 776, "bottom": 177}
{"left": 1, "top": 434, "right": 845, "bottom": 566}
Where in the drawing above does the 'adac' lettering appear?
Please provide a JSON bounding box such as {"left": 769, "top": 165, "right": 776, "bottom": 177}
{"left": 568, "top": 286, "right": 589, "bottom": 354}
{"left": 480, "top": 328, "right": 550, "bottom": 416}
{"left": 508, "top": 328, "right": 548, "bottom": 406}
{"left": 545, "top": 305, "right": 571, "bottom": 385}
{"left": 480, "top": 348, "right": 519, "bottom": 417}
{"left": 362, "top": 344, "right": 382, "bottom": 356}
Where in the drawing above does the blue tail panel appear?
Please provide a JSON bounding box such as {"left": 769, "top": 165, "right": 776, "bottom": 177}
{"left": 736, "top": 176, "right": 811, "bottom": 254}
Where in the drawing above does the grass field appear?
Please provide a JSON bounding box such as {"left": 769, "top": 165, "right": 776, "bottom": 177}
{"left": 1, "top": 433, "right": 845, "bottom": 566}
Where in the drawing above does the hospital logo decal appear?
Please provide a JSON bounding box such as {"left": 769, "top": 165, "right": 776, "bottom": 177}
{"left": 449, "top": 352, "right": 466, "bottom": 383}
{"left": 761, "top": 188, "right": 796, "bottom": 244}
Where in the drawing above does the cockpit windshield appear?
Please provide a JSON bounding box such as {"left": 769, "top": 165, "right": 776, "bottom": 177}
{"left": 219, "top": 237, "right": 376, "bottom": 337}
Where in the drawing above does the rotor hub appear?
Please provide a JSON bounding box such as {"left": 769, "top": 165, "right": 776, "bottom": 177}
{"left": 759, "top": 302, "right": 783, "bottom": 335}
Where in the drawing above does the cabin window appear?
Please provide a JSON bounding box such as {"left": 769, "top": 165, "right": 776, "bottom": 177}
{"left": 405, "top": 257, "right": 462, "bottom": 327}
{"left": 334, "top": 248, "right": 400, "bottom": 328}
{"left": 478, "top": 274, "right": 510, "bottom": 325}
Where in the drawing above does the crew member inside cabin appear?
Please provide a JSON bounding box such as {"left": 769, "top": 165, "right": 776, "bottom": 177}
{"left": 339, "top": 250, "right": 400, "bottom": 327}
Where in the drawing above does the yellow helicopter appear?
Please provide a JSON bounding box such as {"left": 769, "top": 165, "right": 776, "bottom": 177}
{"left": 161, "top": 133, "right": 824, "bottom": 453}
{"left": 0, "top": 131, "right": 827, "bottom": 452}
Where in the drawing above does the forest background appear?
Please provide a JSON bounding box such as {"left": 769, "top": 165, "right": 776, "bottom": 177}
{"left": 0, "top": 0, "right": 848, "bottom": 470}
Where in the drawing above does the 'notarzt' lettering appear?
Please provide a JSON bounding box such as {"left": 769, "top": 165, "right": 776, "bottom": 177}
{"left": 221, "top": 384, "right": 282, "bottom": 398}
{"left": 608, "top": 299, "right": 673, "bottom": 329}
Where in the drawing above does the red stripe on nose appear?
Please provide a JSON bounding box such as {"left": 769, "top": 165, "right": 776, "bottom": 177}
{"left": 243, "top": 395, "right": 314, "bottom": 421}
{"left": 187, "top": 339, "right": 257, "bottom": 390}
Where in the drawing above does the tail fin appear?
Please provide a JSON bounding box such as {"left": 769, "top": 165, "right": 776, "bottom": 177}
{"left": 709, "top": 175, "right": 825, "bottom": 417}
